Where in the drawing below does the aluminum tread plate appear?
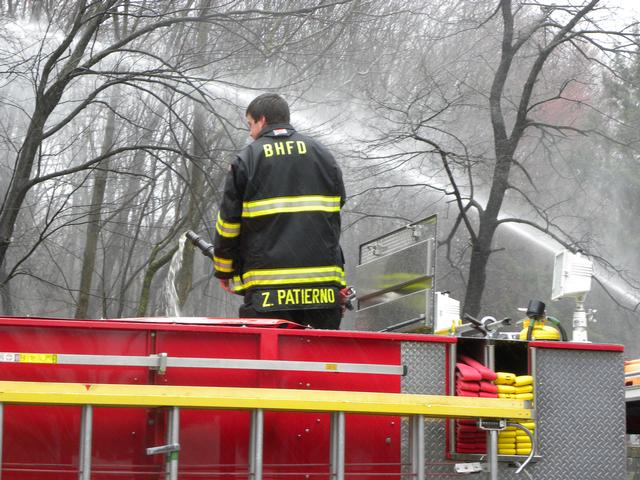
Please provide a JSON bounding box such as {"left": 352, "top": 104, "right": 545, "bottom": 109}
{"left": 401, "top": 342, "right": 625, "bottom": 478}
{"left": 498, "top": 347, "right": 625, "bottom": 480}
{"left": 401, "top": 341, "right": 448, "bottom": 476}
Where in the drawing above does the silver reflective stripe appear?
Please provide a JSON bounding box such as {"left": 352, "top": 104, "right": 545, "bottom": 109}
{"left": 216, "top": 213, "right": 240, "bottom": 238}
{"left": 243, "top": 270, "right": 340, "bottom": 282}
{"left": 242, "top": 196, "right": 341, "bottom": 218}
{"left": 230, "top": 266, "right": 346, "bottom": 292}
{"left": 214, "top": 256, "right": 233, "bottom": 273}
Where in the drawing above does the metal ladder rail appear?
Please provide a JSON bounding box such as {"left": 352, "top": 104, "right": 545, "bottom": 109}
{"left": 165, "top": 407, "right": 179, "bottom": 480}
{"left": 0, "top": 404, "right": 422, "bottom": 480}
{"left": 152, "top": 409, "right": 424, "bottom": 480}
{"left": 78, "top": 405, "right": 92, "bottom": 480}
{"left": 248, "top": 409, "right": 263, "bottom": 480}
{"left": 0, "top": 381, "right": 532, "bottom": 480}
{"left": 10, "top": 407, "right": 421, "bottom": 480}
{"left": 330, "top": 411, "right": 345, "bottom": 480}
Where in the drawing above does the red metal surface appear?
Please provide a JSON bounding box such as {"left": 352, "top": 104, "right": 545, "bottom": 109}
{"left": 154, "top": 326, "right": 403, "bottom": 478}
{"left": 529, "top": 340, "right": 624, "bottom": 352}
{"left": 0, "top": 316, "right": 446, "bottom": 479}
{"left": 118, "top": 316, "right": 305, "bottom": 328}
{"left": 0, "top": 321, "right": 155, "bottom": 479}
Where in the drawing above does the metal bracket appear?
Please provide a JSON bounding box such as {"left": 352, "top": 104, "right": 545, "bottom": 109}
{"left": 146, "top": 443, "right": 180, "bottom": 455}
{"left": 371, "top": 242, "right": 387, "bottom": 256}
{"left": 478, "top": 418, "right": 507, "bottom": 431}
{"left": 409, "top": 224, "right": 424, "bottom": 240}
{"left": 454, "top": 462, "right": 487, "bottom": 474}
{"left": 155, "top": 352, "right": 168, "bottom": 375}
{"left": 378, "top": 314, "right": 425, "bottom": 333}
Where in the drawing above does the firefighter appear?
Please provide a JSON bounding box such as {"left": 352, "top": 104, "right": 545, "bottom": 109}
{"left": 213, "top": 93, "right": 346, "bottom": 329}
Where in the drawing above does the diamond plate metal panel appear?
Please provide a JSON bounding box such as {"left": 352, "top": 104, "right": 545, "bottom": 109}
{"left": 399, "top": 342, "right": 625, "bottom": 479}
{"left": 400, "top": 341, "right": 452, "bottom": 475}
{"left": 401, "top": 341, "right": 447, "bottom": 395}
{"left": 496, "top": 347, "right": 626, "bottom": 480}
{"left": 400, "top": 341, "right": 625, "bottom": 479}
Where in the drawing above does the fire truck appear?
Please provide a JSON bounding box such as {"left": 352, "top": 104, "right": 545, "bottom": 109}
{"left": 0, "top": 217, "right": 627, "bottom": 479}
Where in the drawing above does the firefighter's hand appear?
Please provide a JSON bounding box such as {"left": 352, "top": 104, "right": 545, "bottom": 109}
{"left": 339, "top": 286, "right": 356, "bottom": 311}
{"left": 219, "top": 278, "right": 232, "bottom": 293}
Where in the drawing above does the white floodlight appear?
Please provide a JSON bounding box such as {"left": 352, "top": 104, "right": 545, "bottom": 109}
{"left": 552, "top": 250, "right": 593, "bottom": 300}
{"left": 434, "top": 292, "right": 460, "bottom": 334}
{"left": 551, "top": 250, "right": 593, "bottom": 342}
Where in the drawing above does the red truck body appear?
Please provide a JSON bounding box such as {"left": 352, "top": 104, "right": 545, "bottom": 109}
{"left": 0, "top": 316, "right": 453, "bottom": 479}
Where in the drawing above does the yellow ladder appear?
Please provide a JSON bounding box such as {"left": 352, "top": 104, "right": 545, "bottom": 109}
{"left": 0, "top": 380, "right": 532, "bottom": 480}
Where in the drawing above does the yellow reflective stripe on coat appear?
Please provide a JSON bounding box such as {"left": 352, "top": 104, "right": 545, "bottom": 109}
{"left": 230, "top": 266, "right": 346, "bottom": 292}
{"left": 242, "top": 195, "right": 341, "bottom": 218}
{"left": 213, "top": 256, "right": 233, "bottom": 273}
{"left": 216, "top": 212, "right": 240, "bottom": 238}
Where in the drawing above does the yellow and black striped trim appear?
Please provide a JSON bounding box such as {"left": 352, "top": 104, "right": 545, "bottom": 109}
{"left": 242, "top": 195, "right": 341, "bottom": 218}
{"left": 230, "top": 265, "right": 346, "bottom": 293}
{"left": 213, "top": 256, "right": 233, "bottom": 273}
{"left": 216, "top": 212, "right": 241, "bottom": 238}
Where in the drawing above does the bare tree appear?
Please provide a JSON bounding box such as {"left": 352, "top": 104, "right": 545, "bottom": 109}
{"left": 75, "top": 89, "right": 118, "bottom": 318}
{"left": 175, "top": 0, "right": 214, "bottom": 310}
{"left": 346, "top": 0, "right": 640, "bottom": 317}
{"left": 455, "top": 0, "right": 638, "bottom": 315}
{"left": 0, "top": 0, "right": 358, "bottom": 315}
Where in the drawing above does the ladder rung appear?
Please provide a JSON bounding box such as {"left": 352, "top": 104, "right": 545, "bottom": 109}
{"left": 146, "top": 443, "right": 180, "bottom": 456}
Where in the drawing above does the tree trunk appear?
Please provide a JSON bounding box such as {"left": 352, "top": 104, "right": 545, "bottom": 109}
{"left": 74, "top": 98, "right": 117, "bottom": 319}
{"left": 0, "top": 262, "right": 13, "bottom": 315}
{"left": 175, "top": 0, "right": 211, "bottom": 311}
{"left": 462, "top": 145, "right": 514, "bottom": 316}
{"left": 0, "top": 105, "right": 50, "bottom": 273}
{"left": 463, "top": 218, "right": 498, "bottom": 317}
{"left": 176, "top": 103, "right": 207, "bottom": 310}
{"left": 137, "top": 244, "right": 178, "bottom": 317}
{"left": 115, "top": 158, "right": 160, "bottom": 317}
{"left": 461, "top": 0, "right": 516, "bottom": 316}
{"left": 102, "top": 112, "right": 162, "bottom": 317}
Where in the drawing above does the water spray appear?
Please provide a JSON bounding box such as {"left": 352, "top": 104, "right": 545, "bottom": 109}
{"left": 163, "top": 234, "right": 187, "bottom": 317}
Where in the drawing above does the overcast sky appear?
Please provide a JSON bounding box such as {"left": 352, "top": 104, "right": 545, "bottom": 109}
{"left": 609, "top": 0, "right": 640, "bottom": 17}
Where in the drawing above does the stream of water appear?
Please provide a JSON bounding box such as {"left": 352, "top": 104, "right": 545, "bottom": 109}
{"left": 199, "top": 84, "right": 640, "bottom": 310}
{"left": 163, "top": 234, "right": 187, "bottom": 317}
{"left": 503, "top": 221, "right": 640, "bottom": 307}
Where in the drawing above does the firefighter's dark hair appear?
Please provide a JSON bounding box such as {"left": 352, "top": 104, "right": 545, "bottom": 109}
{"left": 246, "top": 94, "right": 290, "bottom": 124}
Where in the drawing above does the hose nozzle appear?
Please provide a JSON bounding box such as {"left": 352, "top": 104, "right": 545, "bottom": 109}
{"left": 185, "top": 230, "right": 215, "bottom": 259}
